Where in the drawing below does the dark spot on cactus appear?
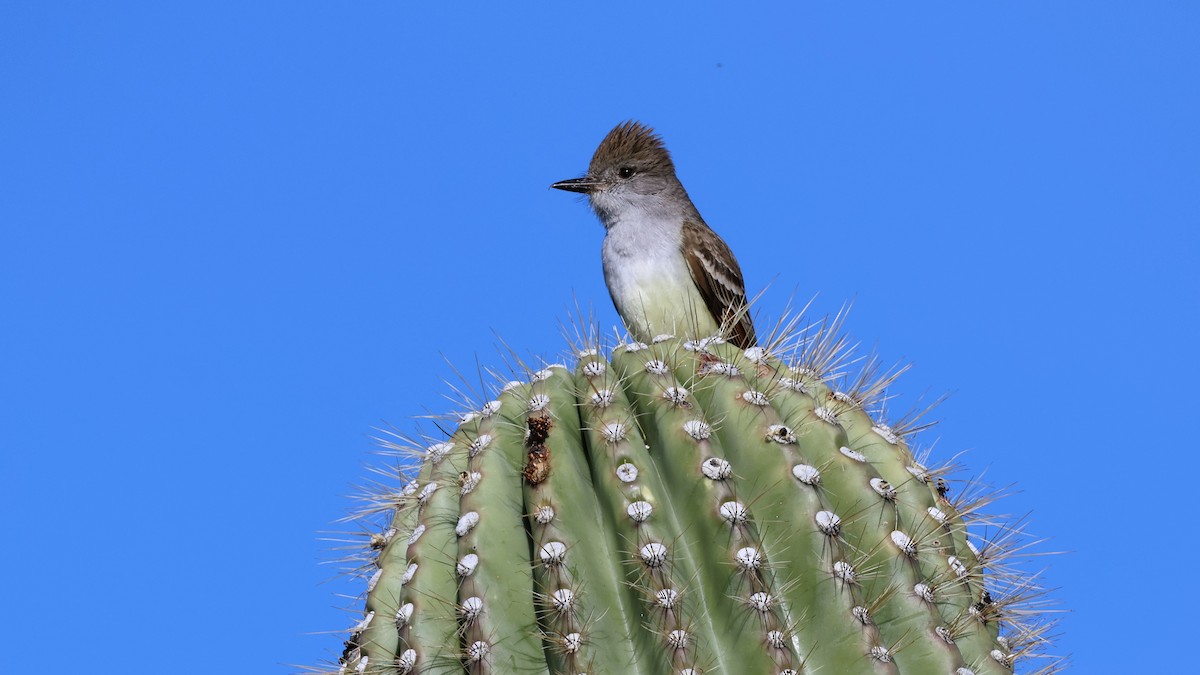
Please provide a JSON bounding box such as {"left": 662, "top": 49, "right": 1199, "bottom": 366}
{"left": 971, "top": 602, "right": 992, "bottom": 622}
{"left": 768, "top": 425, "right": 795, "bottom": 444}
{"left": 695, "top": 351, "right": 721, "bottom": 373}
{"left": 523, "top": 415, "right": 554, "bottom": 484}
{"left": 527, "top": 414, "right": 553, "bottom": 446}
{"left": 524, "top": 447, "right": 551, "bottom": 484}
{"left": 339, "top": 632, "right": 361, "bottom": 665}
{"left": 971, "top": 590, "right": 1001, "bottom": 624}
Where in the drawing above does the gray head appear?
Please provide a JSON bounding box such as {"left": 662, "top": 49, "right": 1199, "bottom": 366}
{"left": 552, "top": 121, "right": 690, "bottom": 225}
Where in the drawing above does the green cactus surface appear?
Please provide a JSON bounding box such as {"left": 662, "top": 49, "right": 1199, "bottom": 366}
{"left": 319, "top": 323, "right": 1060, "bottom": 675}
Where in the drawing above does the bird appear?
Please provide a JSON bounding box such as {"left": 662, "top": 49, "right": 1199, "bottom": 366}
{"left": 551, "top": 121, "right": 757, "bottom": 348}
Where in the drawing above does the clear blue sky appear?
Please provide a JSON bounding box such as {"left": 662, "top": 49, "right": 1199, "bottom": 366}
{"left": 2, "top": 3, "right": 1196, "bottom": 673}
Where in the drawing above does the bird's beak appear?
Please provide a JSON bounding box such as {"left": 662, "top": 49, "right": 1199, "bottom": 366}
{"left": 550, "top": 177, "right": 604, "bottom": 194}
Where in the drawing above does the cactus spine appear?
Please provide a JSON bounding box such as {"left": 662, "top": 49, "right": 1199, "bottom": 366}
{"left": 321, "top": 322, "right": 1059, "bottom": 675}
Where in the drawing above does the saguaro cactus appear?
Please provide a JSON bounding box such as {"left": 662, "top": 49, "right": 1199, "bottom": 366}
{"left": 319, "top": 319, "right": 1060, "bottom": 674}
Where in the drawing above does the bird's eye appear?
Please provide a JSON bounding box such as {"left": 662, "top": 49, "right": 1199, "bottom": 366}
{"left": 618, "top": 167, "right": 635, "bottom": 179}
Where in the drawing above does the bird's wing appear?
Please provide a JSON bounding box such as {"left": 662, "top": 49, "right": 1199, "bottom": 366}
{"left": 680, "top": 219, "right": 757, "bottom": 348}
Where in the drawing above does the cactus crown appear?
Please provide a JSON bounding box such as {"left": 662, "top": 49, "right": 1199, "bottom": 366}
{"left": 312, "top": 312, "right": 1063, "bottom": 675}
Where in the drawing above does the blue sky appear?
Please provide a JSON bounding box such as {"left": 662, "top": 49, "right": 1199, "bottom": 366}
{"left": 2, "top": 3, "right": 1196, "bottom": 673}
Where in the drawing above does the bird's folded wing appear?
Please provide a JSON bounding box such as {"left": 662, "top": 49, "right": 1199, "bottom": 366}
{"left": 681, "top": 219, "right": 757, "bottom": 348}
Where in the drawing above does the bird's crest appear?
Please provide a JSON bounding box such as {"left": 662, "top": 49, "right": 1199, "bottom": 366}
{"left": 589, "top": 120, "right": 675, "bottom": 175}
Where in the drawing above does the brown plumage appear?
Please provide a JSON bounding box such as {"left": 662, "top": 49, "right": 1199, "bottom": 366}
{"left": 588, "top": 121, "right": 677, "bottom": 177}
{"left": 680, "top": 219, "right": 755, "bottom": 348}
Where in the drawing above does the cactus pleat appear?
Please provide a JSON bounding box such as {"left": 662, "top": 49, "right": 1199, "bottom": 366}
{"left": 325, "top": 327, "right": 1057, "bottom": 675}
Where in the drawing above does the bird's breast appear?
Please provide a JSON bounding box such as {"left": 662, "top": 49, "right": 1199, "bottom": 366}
{"left": 600, "top": 216, "right": 688, "bottom": 298}
{"left": 600, "top": 218, "right": 717, "bottom": 340}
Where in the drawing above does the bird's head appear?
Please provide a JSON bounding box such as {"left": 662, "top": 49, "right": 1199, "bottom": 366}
{"left": 552, "top": 121, "right": 682, "bottom": 224}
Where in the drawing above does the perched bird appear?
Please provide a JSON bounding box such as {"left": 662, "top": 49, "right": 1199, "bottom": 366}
{"left": 552, "top": 121, "right": 757, "bottom": 348}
